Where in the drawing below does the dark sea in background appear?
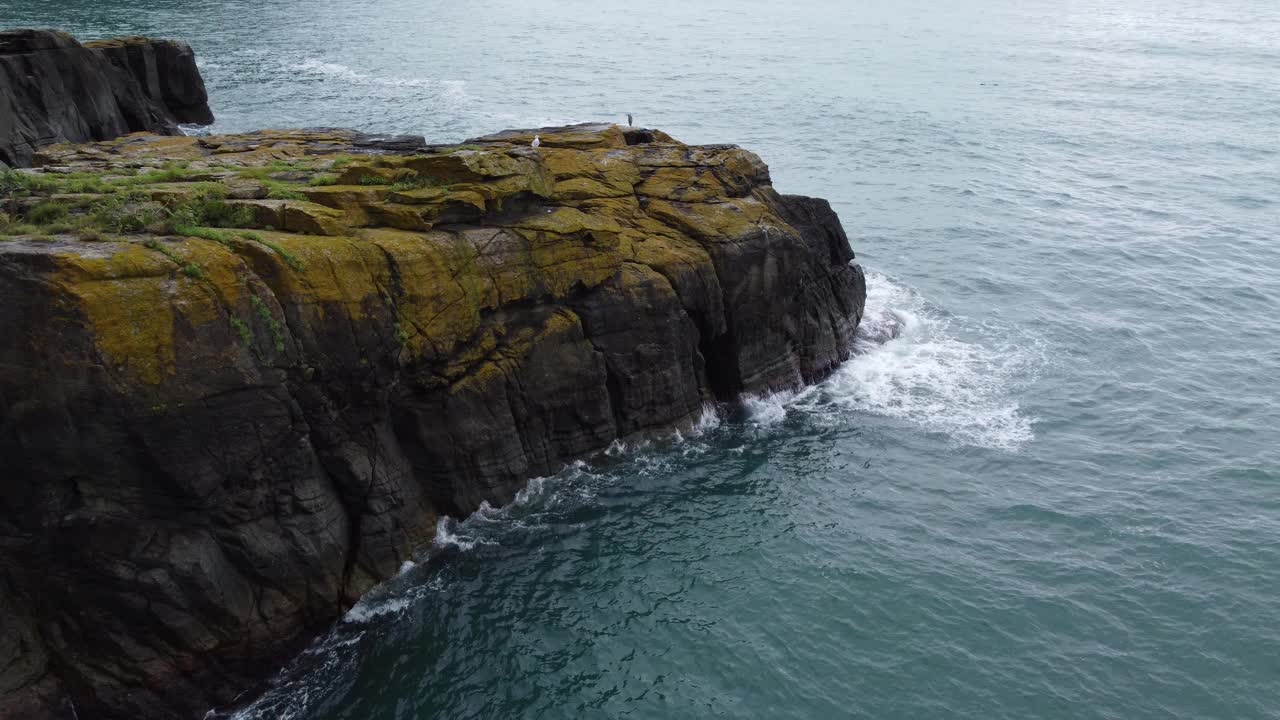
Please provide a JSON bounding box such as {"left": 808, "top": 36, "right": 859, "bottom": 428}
{"left": 7, "top": 0, "right": 1280, "bottom": 717}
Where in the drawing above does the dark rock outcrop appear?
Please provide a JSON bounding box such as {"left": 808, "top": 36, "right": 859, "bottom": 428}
{"left": 0, "top": 29, "right": 213, "bottom": 168}
{"left": 0, "top": 123, "right": 865, "bottom": 719}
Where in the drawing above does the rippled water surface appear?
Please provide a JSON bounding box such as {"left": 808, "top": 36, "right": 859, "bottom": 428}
{"left": 9, "top": 0, "right": 1280, "bottom": 717}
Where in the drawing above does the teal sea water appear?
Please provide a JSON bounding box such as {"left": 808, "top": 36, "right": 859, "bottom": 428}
{"left": 8, "top": 0, "right": 1280, "bottom": 717}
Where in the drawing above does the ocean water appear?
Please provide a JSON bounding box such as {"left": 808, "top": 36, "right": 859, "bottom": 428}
{"left": 7, "top": 0, "right": 1280, "bottom": 718}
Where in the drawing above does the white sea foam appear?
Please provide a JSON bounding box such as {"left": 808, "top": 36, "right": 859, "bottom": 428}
{"left": 225, "top": 627, "right": 367, "bottom": 719}
{"left": 758, "top": 271, "right": 1040, "bottom": 450}
{"left": 342, "top": 597, "right": 411, "bottom": 624}
{"left": 429, "top": 467, "right": 593, "bottom": 551}
{"left": 743, "top": 388, "right": 805, "bottom": 426}
{"left": 296, "top": 58, "right": 439, "bottom": 89}
{"left": 297, "top": 59, "right": 365, "bottom": 81}
{"left": 512, "top": 475, "right": 549, "bottom": 505}
{"left": 690, "top": 404, "right": 723, "bottom": 435}
{"left": 432, "top": 516, "right": 489, "bottom": 551}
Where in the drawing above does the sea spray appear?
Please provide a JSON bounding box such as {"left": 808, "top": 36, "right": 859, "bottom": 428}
{"left": 747, "top": 272, "right": 1042, "bottom": 450}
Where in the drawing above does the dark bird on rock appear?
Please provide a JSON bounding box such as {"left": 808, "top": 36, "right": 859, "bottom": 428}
{"left": 627, "top": 113, "right": 633, "bottom": 127}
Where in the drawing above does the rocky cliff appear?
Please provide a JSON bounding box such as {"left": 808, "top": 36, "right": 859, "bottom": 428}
{"left": 0, "top": 123, "right": 865, "bottom": 718}
{"left": 0, "top": 29, "right": 213, "bottom": 168}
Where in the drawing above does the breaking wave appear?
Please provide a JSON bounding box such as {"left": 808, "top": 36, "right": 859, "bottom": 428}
{"left": 748, "top": 270, "right": 1041, "bottom": 450}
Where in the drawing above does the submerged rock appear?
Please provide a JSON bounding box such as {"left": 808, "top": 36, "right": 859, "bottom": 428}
{"left": 0, "top": 29, "right": 214, "bottom": 168}
{"left": 0, "top": 123, "right": 865, "bottom": 718}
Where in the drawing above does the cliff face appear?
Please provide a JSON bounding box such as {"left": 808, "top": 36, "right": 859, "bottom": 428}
{"left": 0, "top": 123, "right": 865, "bottom": 719}
{"left": 0, "top": 29, "right": 213, "bottom": 168}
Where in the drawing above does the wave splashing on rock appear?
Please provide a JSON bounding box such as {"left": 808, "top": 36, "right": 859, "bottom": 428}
{"left": 749, "top": 271, "right": 1042, "bottom": 450}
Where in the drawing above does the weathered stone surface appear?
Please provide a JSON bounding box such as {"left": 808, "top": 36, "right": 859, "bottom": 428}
{"left": 0, "top": 123, "right": 865, "bottom": 719}
{"left": 0, "top": 29, "right": 213, "bottom": 168}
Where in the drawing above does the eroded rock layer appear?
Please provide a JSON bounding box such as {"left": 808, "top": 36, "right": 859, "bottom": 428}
{"left": 0, "top": 29, "right": 213, "bottom": 168}
{"left": 0, "top": 123, "right": 864, "bottom": 719}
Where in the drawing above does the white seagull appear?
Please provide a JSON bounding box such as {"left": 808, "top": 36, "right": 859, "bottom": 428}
{"left": 531, "top": 134, "right": 541, "bottom": 148}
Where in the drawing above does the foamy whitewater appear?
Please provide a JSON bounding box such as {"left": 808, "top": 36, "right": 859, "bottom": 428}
{"left": 746, "top": 272, "right": 1042, "bottom": 450}
{"left": 16, "top": 0, "right": 1280, "bottom": 718}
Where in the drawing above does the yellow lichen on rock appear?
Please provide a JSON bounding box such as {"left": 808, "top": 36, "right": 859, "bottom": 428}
{"left": 640, "top": 196, "right": 772, "bottom": 242}
{"left": 35, "top": 133, "right": 205, "bottom": 168}
{"left": 300, "top": 186, "right": 389, "bottom": 226}
{"left": 360, "top": 228, "right": 483, "bottom": 360}
{"left": 15, "top": 123, "right": 789, "bottom": 388}
{"left": 445, "top": 306, "right": 585, "bottom": 396}
{"left": 634, "top": 166, "right": 728, "bottom": 202}
{"left": 540, "top": 148, "right": 639, "bottom": 201}
{"left": 233, "top": 232, "right": 385, "bottom": 310}
{"left": 12, "top": 123, "right": 835, "bottom": 392}
{"left": 229, "top": 200, "right": 349, "bottom": 235}
{"left": 53, "top": 242, "right": 179, "bottom": 386}
{"left": 49, "top": 238, "right": 260, "bottom": 387}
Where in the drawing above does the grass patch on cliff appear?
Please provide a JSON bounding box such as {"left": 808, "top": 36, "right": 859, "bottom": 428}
{"left": 90, "top": 193, "right": 164, "bottom": 233}
{"left": 28, "top": 201, "right": 69, "bottom": 225}
{"left": 76, "top": 186, "right": 256, "bottom": 245}
{"left": 1, "top": 205, "right": 108, "bottom": 240}
{"left": 241, "top": 231, "right": 305, "bottom": 271}
{"left": 97, "top": 193, "right": 233, "bottom": 234}
{"left": 164, "top": 190, "right": 254, "bottom": 235}
{"left": 1, "top": 167, "right": 275, "bottom": 245}
{"left": 0, "top": 218, "right": 41, "bottom": 237}
{"left": 224, "top": 166, "right": 311, "bottom": 200}
{"left": 1, "top": 178, "right": 262, "bottom": 242}
{"left": 123, "top": 163, "right": 206, "bottom": 186}
{"left": 233, "top": 160, "right": 315, "bottom": 181}
{"left": 0, "top": 169, "right": 93, "bottom": 197}
{"left": 143, "top": 238, "right": 206, "bottom": 279}
{"left": 172, "top": 225, "right": 234, "bottom": 248}
{"left": 21, "top": 199, "right": 91, "bottom": 234}
{"left": 230, "top": 316, "right": 254, "bottom": 348}
{"left": 51, "top": 175, "right": 114, "bottom": 195}
{"left": 387, "top": 170, "right": 448, "bottom": 193}
{"left": 265, "top": 183, "right": 308, "bottom": 201}
{"left": 2, "top": 164, "right": 207, "bottom": 198}
{"left": 229, "top": 293, "right": 289, "bottom": 360}
{"left": 0, "top": 169, "right": 31, "bottom": 196}
{"left": 251, "top": 295, "right": 286, "bottom": 353}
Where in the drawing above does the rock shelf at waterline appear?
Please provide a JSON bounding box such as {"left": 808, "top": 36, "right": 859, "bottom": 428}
{"left": 0, "top": 102, "right": 866, "bottom": 718}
